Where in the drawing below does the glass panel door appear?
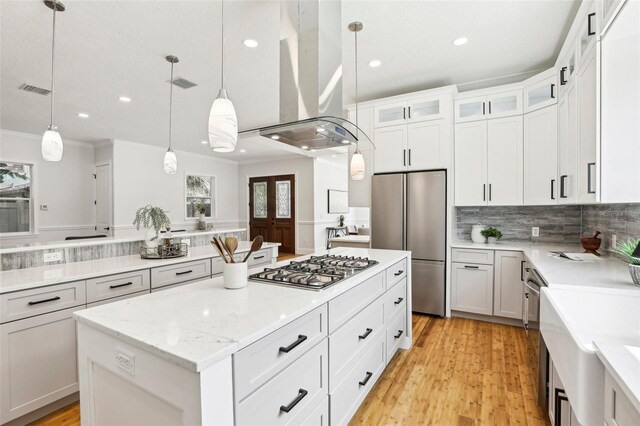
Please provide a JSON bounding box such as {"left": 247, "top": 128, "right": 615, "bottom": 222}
{"left": 275, "top": 180, "right": 291, "bottom": 219}
{"left": 374, "top": 101, "right": 407, "bottom": 128}
{"left": 455, "top": 97, "right": 486, "bottom": 123}
{"left": 408, "top": 98, "right": 441, "bottom": 122}
{"left": 579, "top": 10, "right": 597, "bottom": 59}
{"left": 525, "top": 75, "right": 557, "bottom": 113}
{"left": 487, "top": 90, "right": 522, "bottom": 118}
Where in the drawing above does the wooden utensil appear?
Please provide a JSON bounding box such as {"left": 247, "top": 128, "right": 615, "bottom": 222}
{"left": 225, "top": 237, "right": 238, "bottom": 261}
{"left": 217, "top": 236, "right": 235, "bottom": 263}
{"left": 243, "top": 235, "right": 264, "bottom": 263}
{"left": 211, "top": 239, "right": 229, "bottom": 263}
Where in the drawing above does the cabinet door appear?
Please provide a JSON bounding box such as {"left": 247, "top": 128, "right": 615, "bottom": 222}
{"left": 524, "top": 105, "right": 558, "bottom": 205}
{"left": 451, "top": 263, "right": 494, "bottom": 315}
{"left": 558, "top": 82, "right": 578, "bottom": 205}
{"left": 455, "top": 121, "right": 487, "bottom": 206}
{"left": 407, "top": 97, "right": 443, "bottom": 123}
{"left": 487, "top": 116, "right": 523, "bottom": 206}
{"left": 374, "top": 101, "right": 407, "bottom": 128}
{"left": 493, "top": 251, "right": 524, "bottom": 319}
{"left": 455, "top": 96, "right": 487, "bottom": 123}
{"left": 407, "top": 119, "right": 449, "bottom": 170}
{"left": 348, "top": 107, "right": 374, "bottom": 207}
{"left": 601, "top": 0, "right": 623, "bottom": 32}
{"left": 525, "top": 75, "right": 558, "bottom": 113}
{"left": 0, "top": 307, "right": 81, "bottom": 423}
{"left": 374, "top": 125, "right": 408, "bottom": 173}
{"left": 578, "top": 6, "right": 598, "bottom": 62}
{"left": 577, "top": 47, "right": 598, "bottom": 203}
{"left": 487, "top": 89, "right": 523, "bottom": 119}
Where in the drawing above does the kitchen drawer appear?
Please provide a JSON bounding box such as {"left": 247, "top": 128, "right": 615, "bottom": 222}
{"left": 386, "top": 258, "right": 407, "bottom": 289}
{"left": 298, "top": 396, "right": 329, "bottom": 426}
{"left": 234, "top": 305, "right": 328, "bottom": 401}
{"left": 150, "top": 259, "right": 211, "bottom": 289}
{"left": 247, "top": 249, "right": 272, "bottom": 267}
{"left": 86, "top": 291, "right": 147, "bottom": 308}
{"left": 329, "top": 330, "right": 385, "bottom": 426}
{"left": 451, "top": 248, "right": 494, "bottom": 265}
{"left": 386, "top": 308, "right": 407, "bottom": 361}
{"left": 0, "top": 281, "right": 86, "bottom": 324}
{"left": 86, "top": 269, "right": 150, "bottom": 303}
{"left": 235, "top": 339, "right": 328, "bottom": 425}
{"left": 329, "top": 296, "right": 384, "bottom": 392}
{"left": 211, "top": 256, "right": 225, "bottom": 276}
{"left": 384, "top": 278, "right": 407, "bottom": 322}
{"left": 328, "top": 271, "right": 385, "bottom": 333}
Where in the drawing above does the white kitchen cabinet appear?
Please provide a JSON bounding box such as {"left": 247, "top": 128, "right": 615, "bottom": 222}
{"left": 487, "top": 116, "right": 523, "bottom": 205}
{"left": 451, "top": 262, "right": 494, "bottom": 315}
{"left": 601, "top": 0, "right": 625, "bottom": 34}
{"left": 577, "top": 4, "right": 598, "bottom": 61}
{"left": 455, "top": 95, "right": 487, "bottom": 123}
{"left": 493, "top": 251, "right": 524, "bottom": 320}
{"left": 524, "top": 70, "right": 558, "bottom": 113}
{"left": 0, "top": 307, "right": 81, "bottom": 423}
{"left": 374, "top": 125, "right": 407, "bottom": 173}
{"left": 558, "top": 47, "right": 578, "bottom": 99}
{"left": 407, "top": 97, "right": 444, "bottom": 123}
{"left": 374, "top": 100, "right": 407, "bottom": 128}
{"left": 455, "top": 90, "right": 522, "bottom": 123}
{"left": 347, "top": 107, "right": 374, "bottom": 207}
{"left": 557, "top": 81, "right": 578, "bottom": 204}
{"left": 577, "top": 45, "right": 598, "bottom": 204}
{"left": 406, "top": 119, "right": 450, "bottom": 170}
{"left": 604, "top": 370, "right": 640, "bottom": 426}
{"left": 455, "top": 121, "right": 487, "bottom": 206}
{"left": 374, "top": 95, "right": 446, "bottom": 128}
{"left": 524, "top": 104, "right": 558, "bottom": 205}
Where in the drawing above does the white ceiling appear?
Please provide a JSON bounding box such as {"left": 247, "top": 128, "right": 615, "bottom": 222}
{"left": 0, "top": 0, "right": 579, "bottom": 163}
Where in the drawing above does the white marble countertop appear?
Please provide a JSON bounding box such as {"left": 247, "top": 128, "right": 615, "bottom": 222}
{"left": 329, "top": 235, "right": 370, "bottom": 242}
{"left": 594, "top": 340, "right": 640, "bottom": 415}
{"left": 452, "top": 240, "right": 636, "bottom": 290}
{"left": 0, "top": 228, "right": 246, "bottom": 254}
{"left": 73, "top": 248, "right": 410, "bottom": 372}
{"left": 0, "top": 241, "right": 279, "bottom": 294}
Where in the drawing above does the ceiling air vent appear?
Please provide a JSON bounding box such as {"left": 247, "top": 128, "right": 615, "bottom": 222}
{"left": 168, "top": 77, "right": 197, "bottom": 89}
{"left": 19, "top": 84, "right": 51, "bottom": 96}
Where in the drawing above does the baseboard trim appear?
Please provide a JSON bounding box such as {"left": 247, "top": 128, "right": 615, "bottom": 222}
{"left": 3, "top": 392, "right": 78, "bottom": 426}
{"left": 451, "top": 311, "right": 526, "bottom": 328}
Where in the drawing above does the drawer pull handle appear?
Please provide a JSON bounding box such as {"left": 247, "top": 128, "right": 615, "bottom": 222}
{"left": 394, "top": 270, "right": 404, "bottom": 276}
{"left": 175, "top": 270, "right": 193, "bottom": 276}
{"left": 394, "top": 330, "right": 403, "bottom": 339}
{"left": 394, "top": 297, "right": 404, "bottom": 305}
{"left": 358, "top": 328, "right": 373, "bottom": 340}
{"left": 359, "top": 371, "right": 373, "bottom": 387}
{"left": 464, "top": 265, "right": 479, "bottom": 269}
{"left": 28, "top": 296, "right": 61, "bottom": 306}
{"left": 109, "top": 281, "right": 133, "bottom": 289}
{"left": 280, "top": 388, "right": 308, "bottom": 413}
{"left": 253, "top": 255, "right": 265, "bottom": 260}
{"left": 279, "top": 334, "right": 307, "bottom": 353}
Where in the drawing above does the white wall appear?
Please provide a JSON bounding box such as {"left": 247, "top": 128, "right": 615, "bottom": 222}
{"left": 112, "top": 139, "right": 240, "bottom": 237}
{"left": 0, "top": 130, "right": 96, "bottom": 244}
{"left": 313, "top": 154, "right": 349, "bottom": 251}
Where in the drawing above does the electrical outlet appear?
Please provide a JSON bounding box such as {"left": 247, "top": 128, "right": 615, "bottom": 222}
{"left": 532, "top": 227, "right": 540, "bottom": 238}
{"left": 611, "top": 234, "right": 617, "bottom": 249}
{"left": 115, "top": 349, "right": 135, "bottom": 375}
{"left": 43, "top": 251, "right": 63, "bottom": 263}
{"left": 40, "top": 204, "right": 48, "bottom": 211}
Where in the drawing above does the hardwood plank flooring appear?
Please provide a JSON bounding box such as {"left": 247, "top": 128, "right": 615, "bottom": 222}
{"left": 29, "top": 315, "right": 547, "bottom": 426}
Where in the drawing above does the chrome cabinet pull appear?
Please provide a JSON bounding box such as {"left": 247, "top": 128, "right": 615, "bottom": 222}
{"left": 280, "top": 389, "right": 308, "bottom": 413}
{"left": 279, "top": 334, "right": 307, "bottom": 353}
{"left": 109, "top": 281, "right": 133, "bottom": 289}
{"left": 28, "top": 296, "right": 61, "bottom": 306}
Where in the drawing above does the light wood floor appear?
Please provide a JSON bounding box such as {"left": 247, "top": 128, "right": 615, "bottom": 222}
{"left": 29, "top": 315, "right": 547, "bottom": 426}
{"left": 277, "top": 253, "right": 301, "bottom": 262}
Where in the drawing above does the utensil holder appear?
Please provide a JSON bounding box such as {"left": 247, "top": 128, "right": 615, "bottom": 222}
{"left": 223, "top": 262, "right": 248, "bottom": 289}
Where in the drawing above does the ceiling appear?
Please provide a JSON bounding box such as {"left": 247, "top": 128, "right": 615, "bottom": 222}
{"left": 0, "top": 0, "right": 579, "bottom": 163}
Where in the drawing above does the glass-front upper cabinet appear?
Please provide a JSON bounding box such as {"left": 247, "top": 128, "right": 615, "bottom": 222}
{"left": 455, "top": 96, "right": 486, "bottom": 123}
{"left": 407, "top": 97, "right": 442, "bottom": 123}
{"left": 486, "top": 90, "right": 523, "bottom": 118}
{"left": 374, "top": 96, "right": 444, "bottom": 128}
{"left": 601, "top": 0, "right": 623, "bottom": 33}
{"left": 374, "top": 101, "right": 407, "bottom": 128}
{"left": 524, "top": 70, "right": 558, "bottom": 113}
{"left": 578, "top": 8, "right": 598, "bottom": 60}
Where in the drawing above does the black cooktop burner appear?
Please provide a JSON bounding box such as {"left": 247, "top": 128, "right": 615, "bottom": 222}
{"left": 248, "top": 255, "right": 378, "bottom": 290}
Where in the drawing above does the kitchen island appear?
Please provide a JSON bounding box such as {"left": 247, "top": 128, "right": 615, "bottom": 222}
{"left": 74, "top": 248, "right": 412, "bottom": 425}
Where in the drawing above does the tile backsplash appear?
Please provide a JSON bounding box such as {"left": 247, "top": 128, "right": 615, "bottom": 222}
{"left": 582, "top": 203, "right": 640, "bottom": 249}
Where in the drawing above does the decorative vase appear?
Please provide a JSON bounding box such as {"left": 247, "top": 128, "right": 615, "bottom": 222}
{"left": 488, "top": 237, "right": 497, "bottom": 244}
{"left": 145, "top": 229, "right": 159, "bottom": 248}
{"left": 198, "top": 213, "right": 206, "bottom": 231}
{"left": 471, "top": 225, "right": 486, "bottom": 244}
{"left": 629, "top": 264, "right": 640, "bottom": 285}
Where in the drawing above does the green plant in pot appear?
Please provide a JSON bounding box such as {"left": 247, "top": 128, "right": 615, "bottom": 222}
{"left": 133, "top": 205, "right": 171, "bottom": 248}
{"left": 613, "top": 238, "right": 640, "bottom": 285}
{"left": 481, "top": 227, "right": 503, "bottom": 244}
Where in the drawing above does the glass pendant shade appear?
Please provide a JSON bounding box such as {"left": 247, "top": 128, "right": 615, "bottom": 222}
{"left": 42, "top": 127, "right": 63, "bottom": 162}
{"left": 164, "top": 148, "right": 177, "bottom": 174}
{"left": 208, "top": 89, "right": 238, "bottom": 152}
{"left": 350, "top": 150, "right": 365, "bottom": 181}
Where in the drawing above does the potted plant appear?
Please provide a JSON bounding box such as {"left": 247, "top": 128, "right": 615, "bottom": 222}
{"left": 192, "top": 200, "right": 207, "bottom": 230}
{"left": 481, "top": 227, "right": 503, "bottom": 244}
{"left": 133, "top": 205, "right": 171, "bottom": 247}
{"left": 613, "top": 238, "right": 640, "bottom": 286}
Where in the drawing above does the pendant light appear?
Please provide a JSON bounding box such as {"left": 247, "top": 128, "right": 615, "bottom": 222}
{"left": 164, "top": 55, "right": 179, "bottom": 174}
{"left": 208, "top": 0, "right": 238, "bottom": 153}
{"left": 41, "top": 0, "right": 65, "bottom": 162}
{"left": 349, "top": 21, "right": 365, "bottom": 181}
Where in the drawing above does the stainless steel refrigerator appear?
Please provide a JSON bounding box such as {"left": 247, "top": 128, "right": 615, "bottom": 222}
{"left": 371, "top": 171, "right": 446, "bottom": 316}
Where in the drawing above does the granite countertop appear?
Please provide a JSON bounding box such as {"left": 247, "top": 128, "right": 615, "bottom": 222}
{"left": 0, "top": 241, "right": 279, "bottom": 294}
{"left": 0, "top": 228, "right": 247, "bottom": 254}
{"left": 73, "top": 248, "right": 410, "bottom": 372}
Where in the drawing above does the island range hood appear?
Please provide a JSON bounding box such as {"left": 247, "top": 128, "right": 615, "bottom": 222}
{"left": 239, "top": 0, "right": 373, "bottom": 152}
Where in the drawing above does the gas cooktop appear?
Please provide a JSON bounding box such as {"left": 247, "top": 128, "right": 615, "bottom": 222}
{"left": 248, "top": 254, "right": 378, "bottom": 290}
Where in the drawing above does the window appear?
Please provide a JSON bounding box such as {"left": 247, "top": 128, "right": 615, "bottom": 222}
{"left": 0, "top": 162, "right": 33, "bottom": 233}
{"left": 185, "top": 174, "right": 215, "bottom": 219}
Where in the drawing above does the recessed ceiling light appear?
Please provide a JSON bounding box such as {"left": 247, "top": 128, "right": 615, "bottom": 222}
{"left": 77, "top": 112, "right": 89, "bottom": 118}
{"left": 368, "top": 60, "right": 381, "bottom": 68}
{"left": 240, "top": 149, "right": 246, "bottom": 153}
{"left": 119, "top": 96, "right": 131, "bottom": 102}
{"left": 452, "top": 37, "right": 468, "bottom": 46}
{"left": 243, "top": 39, "right": 258, "bottom": 48}
{"left": 301, "top": 145, "right": 309, "bottom": 150}
{"left": 201, "top": 140, "right": 208, "bottom": 144}
{"left": 271, "top": 135, "right": 280, "bottom": 140}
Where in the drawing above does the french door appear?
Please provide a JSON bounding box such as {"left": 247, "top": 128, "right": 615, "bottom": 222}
{"left": 249, "top": 175, "right": 295, "bottom": 254}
